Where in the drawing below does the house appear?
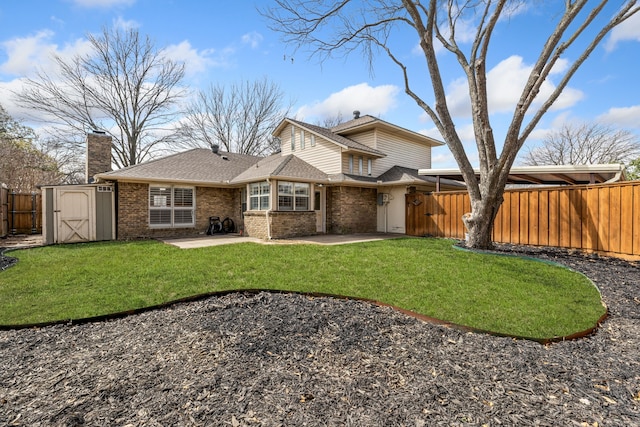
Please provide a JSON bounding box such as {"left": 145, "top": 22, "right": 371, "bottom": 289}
{"left": 43, "top": 112, "right": 465, "bottom": 244}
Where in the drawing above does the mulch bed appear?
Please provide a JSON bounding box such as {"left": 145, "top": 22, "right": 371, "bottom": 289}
{"left": 0, "top": 243, "right": 639, "bottom": 426}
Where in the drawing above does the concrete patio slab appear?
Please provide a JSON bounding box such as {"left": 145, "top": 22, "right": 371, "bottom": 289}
{"left": 160, "top": 233, "right": 407, "bottom": 249}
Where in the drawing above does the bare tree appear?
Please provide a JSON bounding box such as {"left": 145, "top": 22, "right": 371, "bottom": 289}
{"left": 316, "top": 112, "right": 346, "bottom": 128}
{"left": 627, "top": 158, "right": 640, "bottom": 180}
{"left": 178, "top": 78, "right": 291, "bottom": 156}
{"left": 15, "top": 26, "right": 186, "bottom": 168}
{"left": 264, "top": 1, "right": 640, "bottom": 249}
{"left": 521, "top": 122, "right": 640, "bottom": 166}
{"left": 0, "top": 104, "right": 64, "bottom": 192}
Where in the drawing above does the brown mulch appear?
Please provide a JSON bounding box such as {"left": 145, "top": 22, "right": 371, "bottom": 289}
{"left": 0, "top": 244, "right": 639, "bottom": 426}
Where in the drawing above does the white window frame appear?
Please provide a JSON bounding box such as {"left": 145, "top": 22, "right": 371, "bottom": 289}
{"left": 367, "top": 158, "right": 372, "bottom": 176}
{"left": 290, "top": 125, "right": 296, "bottom": 151}
{"left": 349, "top": 155, "right": 354, "bottom": 174}
{"left": 249, "top": 181, "right": 270, "bottom": 210}
{"left": 310, "top": 134, "right": 315, "bottom": 147}
{"left": 149, "top": 185, "right": 195, "bottom": 228}
{"left": 277, "top": 181, "right": 310, "bottom": 211}
{"left": 300, "top": 129, "right": 305, "bottom": 149}
{"left": 358, "top": 157, "right": 363, "bottom": 175}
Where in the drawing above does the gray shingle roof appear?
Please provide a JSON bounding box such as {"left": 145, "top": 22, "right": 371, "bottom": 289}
{"left": 231, "top": 154, "right": 328, "bottom": 183}
{"left": 377, "top": 166, "right": 466, "bottom": 188}
{"left": 330, "top": 114, "right": 444, "bottom": 147}
{"left": 96, "top": 149, "right": 262, "bottom": 184}
{"left": 330, "top": 115, "right": 378, "bottom": 132}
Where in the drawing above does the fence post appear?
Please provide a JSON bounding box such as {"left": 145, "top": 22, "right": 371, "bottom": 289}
{"left": 31, "top": 193, "right": 38, "bottom": 234}
{"left": 10, "top": 190, "right": 16, "bottom": 235}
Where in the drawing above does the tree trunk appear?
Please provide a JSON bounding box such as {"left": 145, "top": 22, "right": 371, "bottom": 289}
{"left": 462, "top": 191, "right": 503, "bottom": 250}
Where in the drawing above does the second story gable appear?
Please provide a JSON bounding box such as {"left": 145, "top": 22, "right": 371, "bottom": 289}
{"left": 273, "top": 112, "right": 444, "bottom": 178}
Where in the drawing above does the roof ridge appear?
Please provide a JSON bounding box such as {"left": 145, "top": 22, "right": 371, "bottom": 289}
{"left": 272, "top": 154, "right": 294, "bottom": 176}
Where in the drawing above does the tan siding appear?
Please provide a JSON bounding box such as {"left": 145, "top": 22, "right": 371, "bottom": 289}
{"left": 276, "top": 123, "right": 343, "bottom": 174}
{"left": 347, "top": 129, "right": 376, "bottom": 149}
{"left": 343, "top": 128, "right": 433, "bottom": 176}
{"left": 372, "top": 130, "right": 431, "bottom": 175}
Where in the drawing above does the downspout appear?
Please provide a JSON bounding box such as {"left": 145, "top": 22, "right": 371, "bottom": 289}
{"left": 265, "top": 178, "right": 272, "bottom": 240}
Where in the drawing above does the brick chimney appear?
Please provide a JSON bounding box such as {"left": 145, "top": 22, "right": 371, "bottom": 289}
{"left": 86, "top": 131, "right": 112, "bottom": 183}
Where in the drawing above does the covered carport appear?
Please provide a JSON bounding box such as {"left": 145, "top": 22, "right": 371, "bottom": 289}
{"left": 418, "top": 163, "right": 627, "bottom": 191}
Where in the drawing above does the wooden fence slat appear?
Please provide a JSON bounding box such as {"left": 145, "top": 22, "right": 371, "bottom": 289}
{"left": 634, "top": 185, "right": 640, "bottom": 255}
{"left": 620, "top": 185, "right": 634, "bottom": 255}
{"left": 529, "top": 192, "right": 539, "bottom": 246}
{"left": 519, "top": 191, "right": 529, "bottom": 245}
{"left": 598, "top": 188, "right": 610, "bottom": 252}
{"left": 609, "top": 186, "right": 622, "bottom": 254}
{"left": 548, "top": 190, "right": 559, "bottom": 247}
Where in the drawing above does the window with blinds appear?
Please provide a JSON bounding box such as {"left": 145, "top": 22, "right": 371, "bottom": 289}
{"left": 149, "top": 185, "right": 194, "bottom": 227}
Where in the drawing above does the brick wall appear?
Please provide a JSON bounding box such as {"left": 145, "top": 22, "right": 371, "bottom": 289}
{"left": 243, "top": 210, "right": 316, "bottom": 239}
{"left": 116, "top": 182, "right": 243, "bottom": 239}
{"left": 328, "top": 186, "right": 377, "bottom": 234}
{"left": 86, "top": 132, "right": 112, "bottom": 183}
{"left": 243, "top": 211, "right": 268, "bottom": 239}
{"left": 196, "top": 187, "right": 243, "bottom": 232}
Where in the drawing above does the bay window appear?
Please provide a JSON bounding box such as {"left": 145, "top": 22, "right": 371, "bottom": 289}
{"left": 249, "top": 181, "right": 270, "bottom": 210}
{"left": 278, "top": 181, "right": 310, "bottom": 211}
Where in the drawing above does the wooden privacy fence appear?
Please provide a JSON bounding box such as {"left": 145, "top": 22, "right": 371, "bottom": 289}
{"left": 0, "top": 187, "right": 42, "bottom": 237}
{"left": 406, "top": 181, "right": 640, "bottom": 258}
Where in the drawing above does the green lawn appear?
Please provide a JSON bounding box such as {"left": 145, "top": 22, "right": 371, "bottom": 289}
{"left": 0, "top": 238, "right": 606, "bottom": 339}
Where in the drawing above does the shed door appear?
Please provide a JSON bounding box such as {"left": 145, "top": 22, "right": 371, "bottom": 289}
{"left": 54, "top": 188, "right": 96, "bottom": 243}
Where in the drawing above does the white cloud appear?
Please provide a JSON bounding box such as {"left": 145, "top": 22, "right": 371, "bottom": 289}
{"left": 597, "top": 105, "right": 640, "bottom": 129}
{"left": 0, "top": 30, "right": 92, "bottom": 77}
{"left": 162, "top": 41, "right": 232, "bottom": 76}
{"left": 70, "top": 0, "right": 136, "bottom": 7}
{"left": 241, "top": 32, "right": 263, "bottom": 49}
{"left": 112, "top": 16, "right": 140, "bottom": 31}
{"left": 295, "top": 83, "right": 400, "bottom": 121}
{"left": 605, "top": 11, "right": 640, "bottom": 52}
{"left": 446, "top": 55, "right": 584, "bottom": 118}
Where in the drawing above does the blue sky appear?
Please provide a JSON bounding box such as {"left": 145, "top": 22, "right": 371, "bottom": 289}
{"left": 0, "top": 0, "right": 639, "bottom": 168}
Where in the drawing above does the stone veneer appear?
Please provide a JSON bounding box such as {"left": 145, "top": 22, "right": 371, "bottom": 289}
{"left": 327, "top": 186, "right": 377, "bottom": 234}
{"left": 116, "top": 182, "right": 243, "bottom": 239}
{"left": 243, "top": 210, "right": 316, "bottom": 239}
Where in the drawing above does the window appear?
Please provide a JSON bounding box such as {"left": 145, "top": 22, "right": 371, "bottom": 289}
{"left": 290, "top": 126, "right": 296, "bottom": 151}
{"left": 278, "top": 181, "right": 310, "bottom": 211}
{"left": 310, "top": 134, "right": 315, "bottom": 147}
{"left": 367, "top": 158, "right": 372, "bottom": 176}
{"left": 358, "top": 157, "right": 363, "bottom": 175}
{"left": 300, "top": 129, "right": 305, "bottom": 149}
{"left": 249, "top": 181, "right": 270, "bottom": 210}
{"left": 149, "top": 185, "right": 194, "bottom": 227}
{"left": 349, "top": 155, "right": 354, "bottom": 174}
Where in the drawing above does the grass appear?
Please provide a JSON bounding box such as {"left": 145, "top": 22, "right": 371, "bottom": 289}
{"left": 0, "top": 238, "right": 606, "bottom": 339}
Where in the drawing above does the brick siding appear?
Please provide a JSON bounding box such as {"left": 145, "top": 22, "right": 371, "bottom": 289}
{"left": 244, "top": 210, "right": 316, "bottom": 239}
{"left": 116, "top": 182, "right": 243, "bottom": 239}
{"left": 327, "top": 186, "right": 377, "bottom": 234}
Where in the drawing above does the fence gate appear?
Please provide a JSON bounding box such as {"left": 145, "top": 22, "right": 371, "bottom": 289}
{"left": 406, "top": 191, "right": 438, "bottom": 237}
{"left": 54, "top": 188, "right": 95, "bottom": 243}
